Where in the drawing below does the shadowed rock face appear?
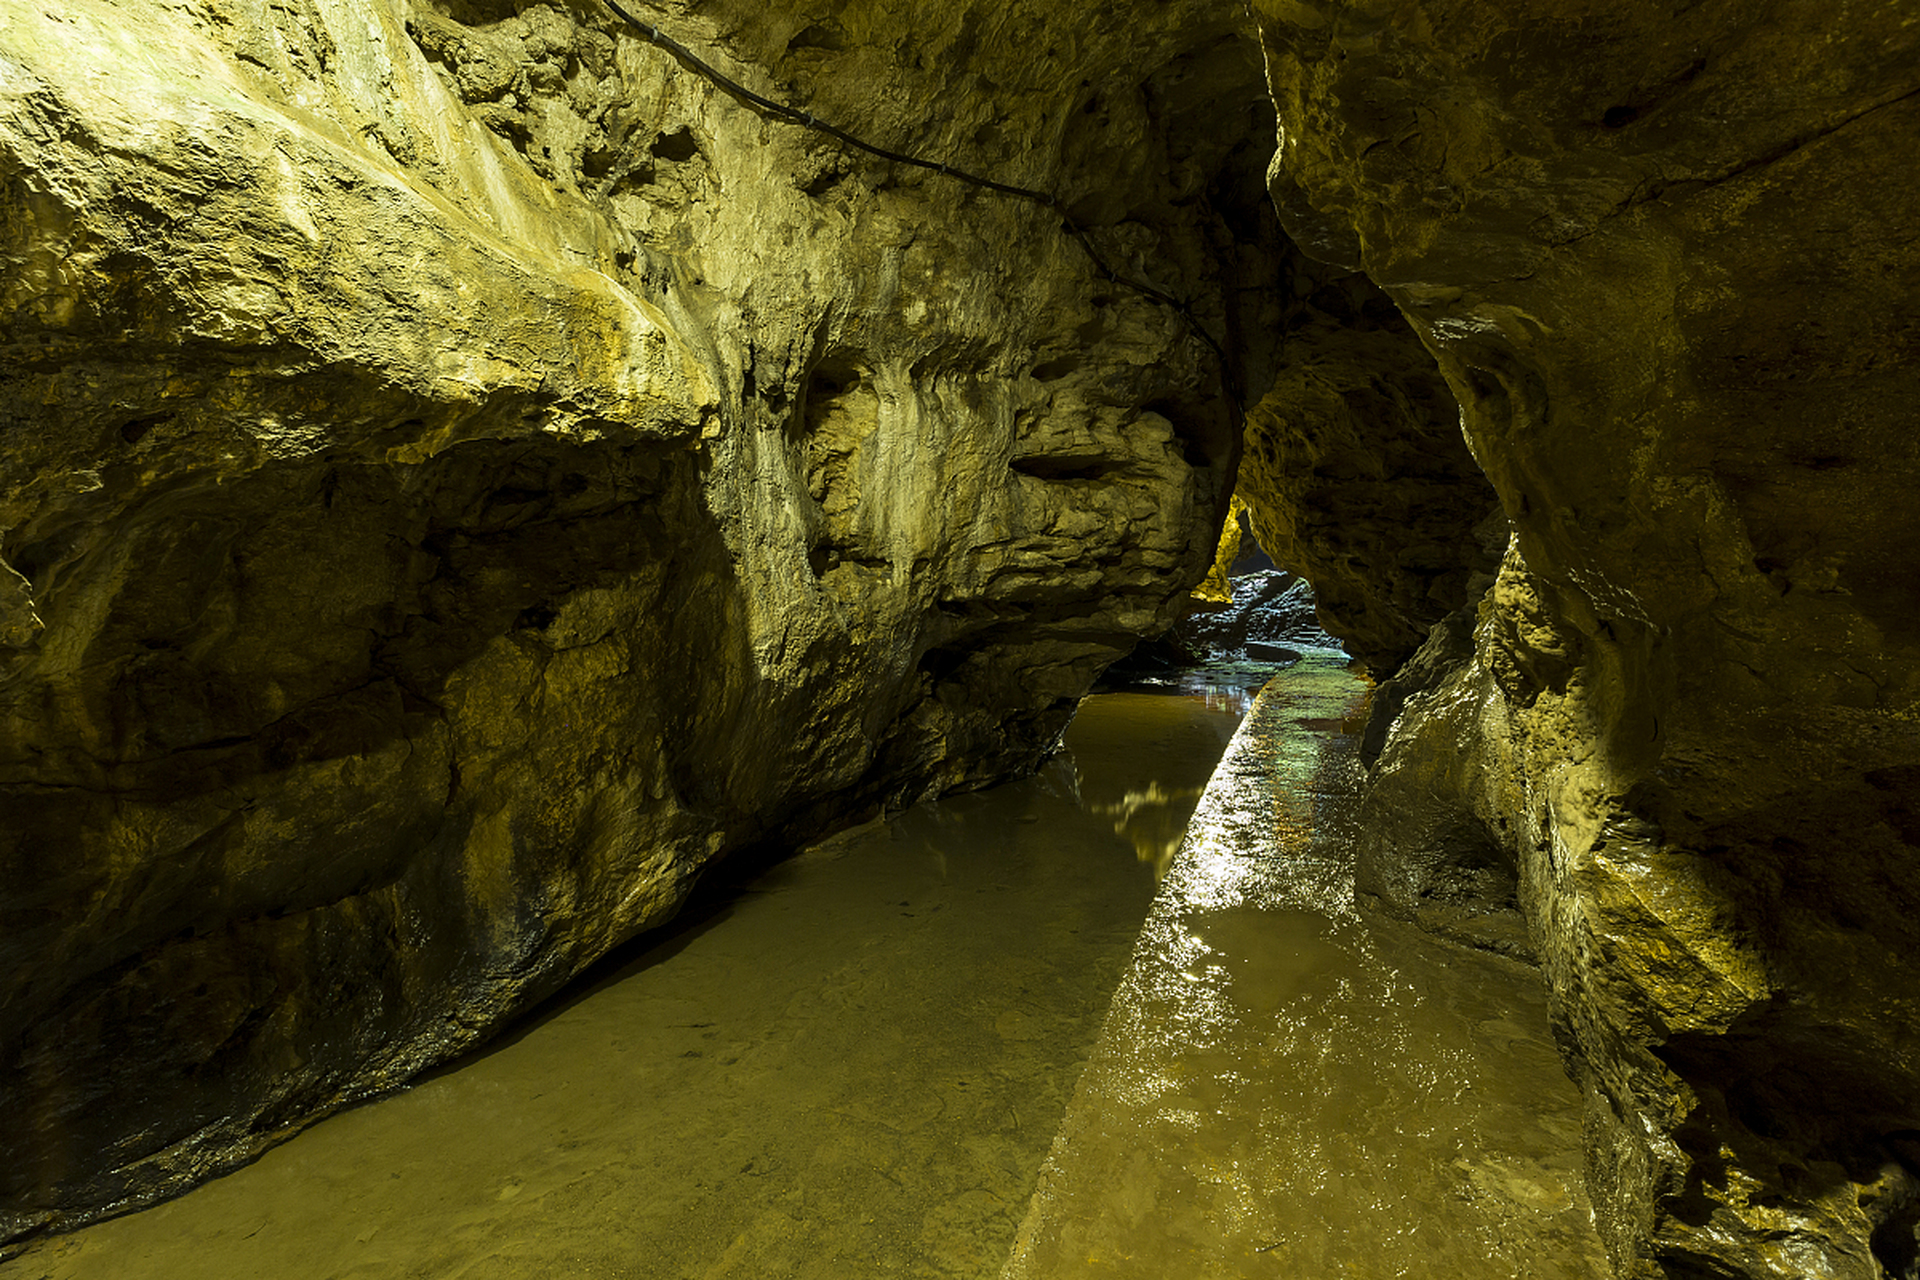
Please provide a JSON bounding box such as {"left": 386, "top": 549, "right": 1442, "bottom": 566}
{"left": 5, "top": 0, "right": 1917, "bottom": 1274}
{"left": 1249, "top": 1, "right": 1920, "bottom": 1276}
{"left": 0, "top": 0, "right": 1279, "bottom": 1239}
{"left": 1235, "top": 250, "right": 1497, "bottom": 671}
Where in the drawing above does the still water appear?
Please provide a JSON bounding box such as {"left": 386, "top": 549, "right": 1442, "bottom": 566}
{"left": 7, "top": 684, "right": 1255, "bottom": 1280}
{"left": 10, "top": 658, "right": 1604, "bottom": 1279}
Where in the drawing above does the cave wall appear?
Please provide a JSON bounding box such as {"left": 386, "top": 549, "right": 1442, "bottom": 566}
{"left": 1247, "top": 1, "right": 1920, "bottom": 1276}
{"left": 8, "top": 0, "right": 1915, "bottom": 1271}
{"left": 0, "top": 0, "right": 1279, "bottom": 1239}
{"left": 1234, "top": 246, "right": 1498, "bottom": 672}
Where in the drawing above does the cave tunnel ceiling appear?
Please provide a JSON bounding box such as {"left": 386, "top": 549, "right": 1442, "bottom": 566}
{"left": 1, "top": 3, "right": 1917, "bottom": 1279}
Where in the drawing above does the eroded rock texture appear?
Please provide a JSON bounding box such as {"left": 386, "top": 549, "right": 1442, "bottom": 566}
{"left": 7, "top": 0, "right": 1917, "bottom": 1272}
{"left": 0, "top": 0, "right": 1277, "bottom": 1239}
{"left": 1250, "top": 1, "right": 1920, "bottom": 1276}
{"left": 1235, "top": 246, "right": 1496, "bottom": 672}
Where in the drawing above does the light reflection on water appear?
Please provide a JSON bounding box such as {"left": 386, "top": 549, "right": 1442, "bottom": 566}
{"left": 1085, "top": 782, "right": 1206, "bottom": 880}
{"left": 1006, "top": 654, "right": 1608, "bottom": 1280}
{"left": 1094, "top": 658, "right": 1297, "bottom": 723}
{"left": 8, "top": 689, "right": 1248, "bottom": 1280}
{"left": 1076, "top": 661, "right": 1285, "bottom": 879}
{"left": 11, "top": 660, "right": 1601, "bottom": 1280}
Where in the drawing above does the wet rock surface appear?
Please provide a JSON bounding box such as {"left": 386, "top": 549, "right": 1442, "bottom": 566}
{"left": 1, "top": 0, "right": 1916, "bottom": 1273}
{"left": 1007, "top": 659, "right": 1606, "bottom": 1279}
{"left": 1249, "top": 1, "right": 1920, "bottom": 1276}
{"left": 1173, "top": 569, "right": 1344, "bottom": 664}
{"left": 4, "top": 692, "right": 1241, "bottom": 1280}
{"left": 0, "top": 0, "right": 1274, "bottom": 1238}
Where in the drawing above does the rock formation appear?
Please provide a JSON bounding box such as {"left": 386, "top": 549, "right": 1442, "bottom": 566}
{"left": 0, "top": 0, "right": 1274, "bottom": 1241}
{"left": 1235, "top": 247, "right": 1497, "bottom": 671}
{"left": 1172, "top": 568, "right": 1347, "bottom": 664}
{"left": 3, "top": 0, "right": 1917, "bottom": 1276}
{"left": 1249, "top": 1, "right": 1920, "bottom": 1276}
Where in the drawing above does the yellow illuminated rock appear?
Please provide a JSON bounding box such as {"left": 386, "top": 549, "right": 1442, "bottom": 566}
{"left": 0, "top": 0, "right": 1248, "bottom": 1237}
{"left": 1, "top": 2, "right": 1916, "bottom": 1277}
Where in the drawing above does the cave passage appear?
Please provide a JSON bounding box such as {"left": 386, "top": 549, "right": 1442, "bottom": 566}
{"left": 9, "top": 683, "right": 1254, "bottom": 1279}
{"left": 7, "top": 658, "right": 1614, "bottom": 1279}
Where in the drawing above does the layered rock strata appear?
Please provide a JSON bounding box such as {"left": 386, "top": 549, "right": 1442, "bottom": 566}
{"left": 0, "top": 0, "right": 1277, "bottom": 1240}
{"left": 1249, "top": 1, "right": 1920, "bottom": 1276}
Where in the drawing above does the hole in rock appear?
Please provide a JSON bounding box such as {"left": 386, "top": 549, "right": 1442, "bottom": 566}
{"left": 119, "top": 412, "right": 173, "bottom": 444}
{"left": 1141, "top": 398, "right": 1218, "bottom": 469}
{"left": 9, "top": 527, "right": 81, "bottom": 589}
{"left": 514, "top": 603, "right": 558, "bottom": 631}
{"left": 1010, "top": 454, "right": 1118, "bottom": 483}
{"left": 650, "top": 128, "right": 700, "bottom": 162}
{"left": 916, "top": 639, "right": 969, "bottom": 683}
{"left": 1873, "top": 1202, "right": 1920, "bottom": 1280}
{"left": 801, "top": 167, "right": 845, "bottom": 197}
{"left": 806, "top": 361, "right": 859, "bottom": 401}
{"left": 785, "top": 21, "right": 846, "bottom": 52}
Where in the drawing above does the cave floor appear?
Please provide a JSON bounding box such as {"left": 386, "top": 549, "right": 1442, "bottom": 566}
{"left": 1005, "top": 655, "right": 1609, "bottom": 1279}
{"left": 8, "top": 684, "right": 1257, "bottom": 1280}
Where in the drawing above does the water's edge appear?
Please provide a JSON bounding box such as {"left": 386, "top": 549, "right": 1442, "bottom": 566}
{"left": 1004, "top": 655, "right": 1609, "bottom": 1279}
{"left": 8, "top": 689, "right": 1247, "bottom": 1280}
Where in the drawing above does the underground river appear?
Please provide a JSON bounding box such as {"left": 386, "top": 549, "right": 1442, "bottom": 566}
{"left": 6, "top": 656, "right": 1604, "bottom": 1278}
{"left": 6, "top": 676, "right": 1257, "bottom": 1280}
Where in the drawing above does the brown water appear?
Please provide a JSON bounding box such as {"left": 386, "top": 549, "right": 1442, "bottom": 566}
{"left": 8, "top": 661, "right": 1606, "bottom": 1280}
{"left": 1006, "top": 655, "right": 1607, "bottom": 1279}
{"left": 5, "top": 687, "right": 1252, "bottom": 1280}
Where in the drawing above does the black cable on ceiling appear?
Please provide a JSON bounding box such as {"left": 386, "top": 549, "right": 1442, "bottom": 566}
{"left": 597, "top": 0, "right": 1244, "bottom": 414}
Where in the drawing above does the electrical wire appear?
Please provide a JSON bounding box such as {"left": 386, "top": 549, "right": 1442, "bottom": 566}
{"left": 598, "top": 0, "right": 1242, "bottom": 411}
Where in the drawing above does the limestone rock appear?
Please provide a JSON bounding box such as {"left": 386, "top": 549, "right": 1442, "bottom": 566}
{"left": 1171, "top": 568, "right": 1344, "bottom": 663}
{"left": 1192, "top": 493, "right": 1248, "bottom": 604}
{"left": 1236, "top": 249, "right": 1499, "bottom": 672}
{"left": 1251, "top": 1, "right": 1920, "bottom": 1275}
{"left": 9, "top": 0, "right": 1916, "bottom": 1273}
{"left": 0, "top": 0, "right": 1272, "bottom": 1239}
{"left": 1352, "top": 569, "right": 1534, "bottom": 962}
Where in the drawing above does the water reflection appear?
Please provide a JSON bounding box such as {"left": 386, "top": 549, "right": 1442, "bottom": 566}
{"left": 1052, "top": 686, "right": 1246, "bottom": 881}
{"left": 9, "top": 691, "right": 1246, "bottom": 1280}
{"left": 1006, "top": 654, "right": 1607, "bottom": 1280}
{"left": 1092, "top": 660, "right": 1280, "bottom": 721}
{"left": 1086, "top": 782, "right": 1206, "bottom": 880}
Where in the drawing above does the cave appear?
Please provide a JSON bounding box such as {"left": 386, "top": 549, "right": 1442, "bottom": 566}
{"left": 1, "top": 0, "right": 1916, "bottom": 1277}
